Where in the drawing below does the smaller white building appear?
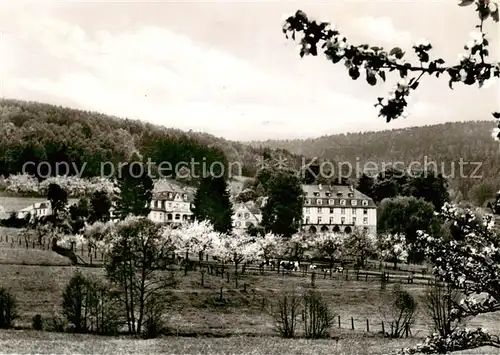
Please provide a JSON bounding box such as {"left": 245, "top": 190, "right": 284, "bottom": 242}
{"left": 232, "top": 202, "right": 262, "bottom": 230}
{"left": 16, "top": 201, "right": 52, "bottom": 220}
{"left": 148, "top": 180, "right": 195, "bottom": 224}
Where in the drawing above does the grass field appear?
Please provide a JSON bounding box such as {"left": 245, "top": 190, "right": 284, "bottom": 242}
{"left": 0, "top": 330, "right": 497, "bottom": 354}
{"left": 0, "top": 330, "right": 420, "bottom": 354}
{"left": 0, "top": 226, "right": 500, "bottom": 354}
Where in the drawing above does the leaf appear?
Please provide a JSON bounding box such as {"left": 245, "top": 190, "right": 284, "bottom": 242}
{"left": 366, "top": 73, "right": 377, "bottom": 86}
{"left": 458, "top": 0, "right": 474, "bottom": 6}
{"left": 389, "top": 47, "right": 403, "bottom": 58}
{"left": 493, "top": 112, "right": 500, "bottom": 119}
{"left": 492, "top": 10, "right": 499, "bottom": 22}
{"left": 348, "top": 67, "right": 360, "bottom": 80}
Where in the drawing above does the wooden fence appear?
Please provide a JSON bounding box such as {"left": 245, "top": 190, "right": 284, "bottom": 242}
{"left": 0, "top": 233, "right": 438, "bottom": 287}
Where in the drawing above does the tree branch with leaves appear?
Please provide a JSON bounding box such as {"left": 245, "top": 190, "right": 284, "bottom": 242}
{"left": 282, "top": 0, "right": 499, "bottom": 126}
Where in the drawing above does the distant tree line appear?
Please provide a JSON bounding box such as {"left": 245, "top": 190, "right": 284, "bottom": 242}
{"left": 251, "top": 121, "right": 500, "bottom": 203}
{"left": 0, "top": 99, "right": 304, "bottom": 181}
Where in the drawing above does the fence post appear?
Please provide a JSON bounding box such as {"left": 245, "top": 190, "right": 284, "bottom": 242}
{"left": 311, "top": 271, "right": 316, "bottom": 287}
{"left": 365, "top": 273, "right": 368, "bottom": 282}
{"left": 366, "top": 319, "right": 369, "bottom": 332}
{"left": 356, "top": 270, "right": 359, "bottom": 281}
{"left": 351, "top": 317, "right": 354, "bottom": 330}
{"left": 220, "top": 287, "right": 223, "bottom": 301}
{"left": 338, "top": 315, "right": 341, "bottom": 328}
{"left": 226, "top": 272, "right": 230, "bottom": 283}
{"left": 405, "top": 324, "right": 409, "bottom": 338}
{"left": 382, "top": 321, "right": 385, "bottom": 335}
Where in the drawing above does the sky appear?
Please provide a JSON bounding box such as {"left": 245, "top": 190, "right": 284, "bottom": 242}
{"left": 0, "top": 0, "right": 499, "bottom": 141}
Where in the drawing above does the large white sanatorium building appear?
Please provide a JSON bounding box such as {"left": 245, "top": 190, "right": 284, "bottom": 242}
{"left": 301, "top": 184, "right": 376, "bottom": 235}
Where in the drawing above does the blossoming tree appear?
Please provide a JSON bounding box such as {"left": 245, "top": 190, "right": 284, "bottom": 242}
{"left": 258, "top": 232, "right": 287, "bottom": 265}
{"left": 343, "top": 227, "right": 377, "bottom": 269}
{"left": 310, "top": 231, "right": 346, "bottom": 269}
{"left": 288, "top": 232, "right": 315, "bottom": 261}
{"left": 169, "top": 220, "right": 219, "bottom": 262}
{"left": 211, "top": 229, "right": 263, "bottom": 287}
{"left": 399, "top": 205, "right": 500, "bottom": 353}
{"left": 93, "top": 216, "right": 177, "bottom": 335}
{"left": 376, "top": 233, "right": 409, "bottom": 270}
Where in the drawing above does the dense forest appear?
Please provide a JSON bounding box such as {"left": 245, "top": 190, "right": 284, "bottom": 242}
{"left": 249, "top": 121, "right": 500, "bottom": 205}
{"left": 2, "top": 98, "right": 496, "bottom": 206}
{"left": 0, "top": 99, "right": 304, "bottom": 181}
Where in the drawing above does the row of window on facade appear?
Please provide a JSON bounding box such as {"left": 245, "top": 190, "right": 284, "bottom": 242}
{"left": 305, "top": 207, "right": 369, "bottom": 215}
{"left": 236, "top": 212, "right": 251, "bottom": 219}
{"left": 311, "top": 191, "right": 354, "bottom": 197}
{"left": 152, "top": 200, "right": 189, "bottom": 209}
{"left": 156, "top": 192, "right": 189, "bottom": 200}
{"left": 304, "top": 216, "right": 369, "bottom": 224}
{"left": 235, "top": 221, "right": 255, "bottom": 228}
{"left": 305, "top": 199, "right": 369, "bottom": 206}
{"left": 307, "top": 225, "right": 367, "bottom": 234}
{"left": 151, "top": 212, "right": 192, "bottom": 221}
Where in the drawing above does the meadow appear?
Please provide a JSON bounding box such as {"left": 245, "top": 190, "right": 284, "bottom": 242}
{"left": 0, "top": 226, "right": 500, "bottom": 354}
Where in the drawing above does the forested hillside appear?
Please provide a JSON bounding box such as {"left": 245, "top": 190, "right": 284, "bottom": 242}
{"left": 0, "top": 99, "right": 303, "bottom": 180}
{"left": 249, "top": 121, "right": 500, "bottom": 204}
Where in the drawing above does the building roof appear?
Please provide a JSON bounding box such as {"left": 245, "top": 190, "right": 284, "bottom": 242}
{"left": 302, "top": 184, "right": 375, "bottom": 207}
{"left": 233, "top": 201, "right": 262, "bottom": 221}
{"left": 243, "top": 201, "right": 261, "bottom": 216}
{"left": 152, "top": 179, "right": 195, "bottom": 202}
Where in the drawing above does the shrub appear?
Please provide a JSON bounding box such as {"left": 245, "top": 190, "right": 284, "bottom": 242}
{"left": 270, "top": 291, "right": 301, "bottom": 338}
{"left": 423, "top": 283, "right": 462, "bottom": 337}
{"left": 32, "top": 314, "right": 43, "bottom": 330}
{"left": 302, "top": 290, "right": 335, "bottom": 339}
{"left": 0, "top": 288, "right": 18, "bottom": 328}
{"left": 62, "top": 272, "right": 122, "bottom": 334}
{"left": 141, "top": 294, "right": 169, "bottom": 339}
{"left": 45, "top": 314, "right": 68, "bottom": 333}
{"left": 380, "top": 283, "right": 418, "bottom": 338}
